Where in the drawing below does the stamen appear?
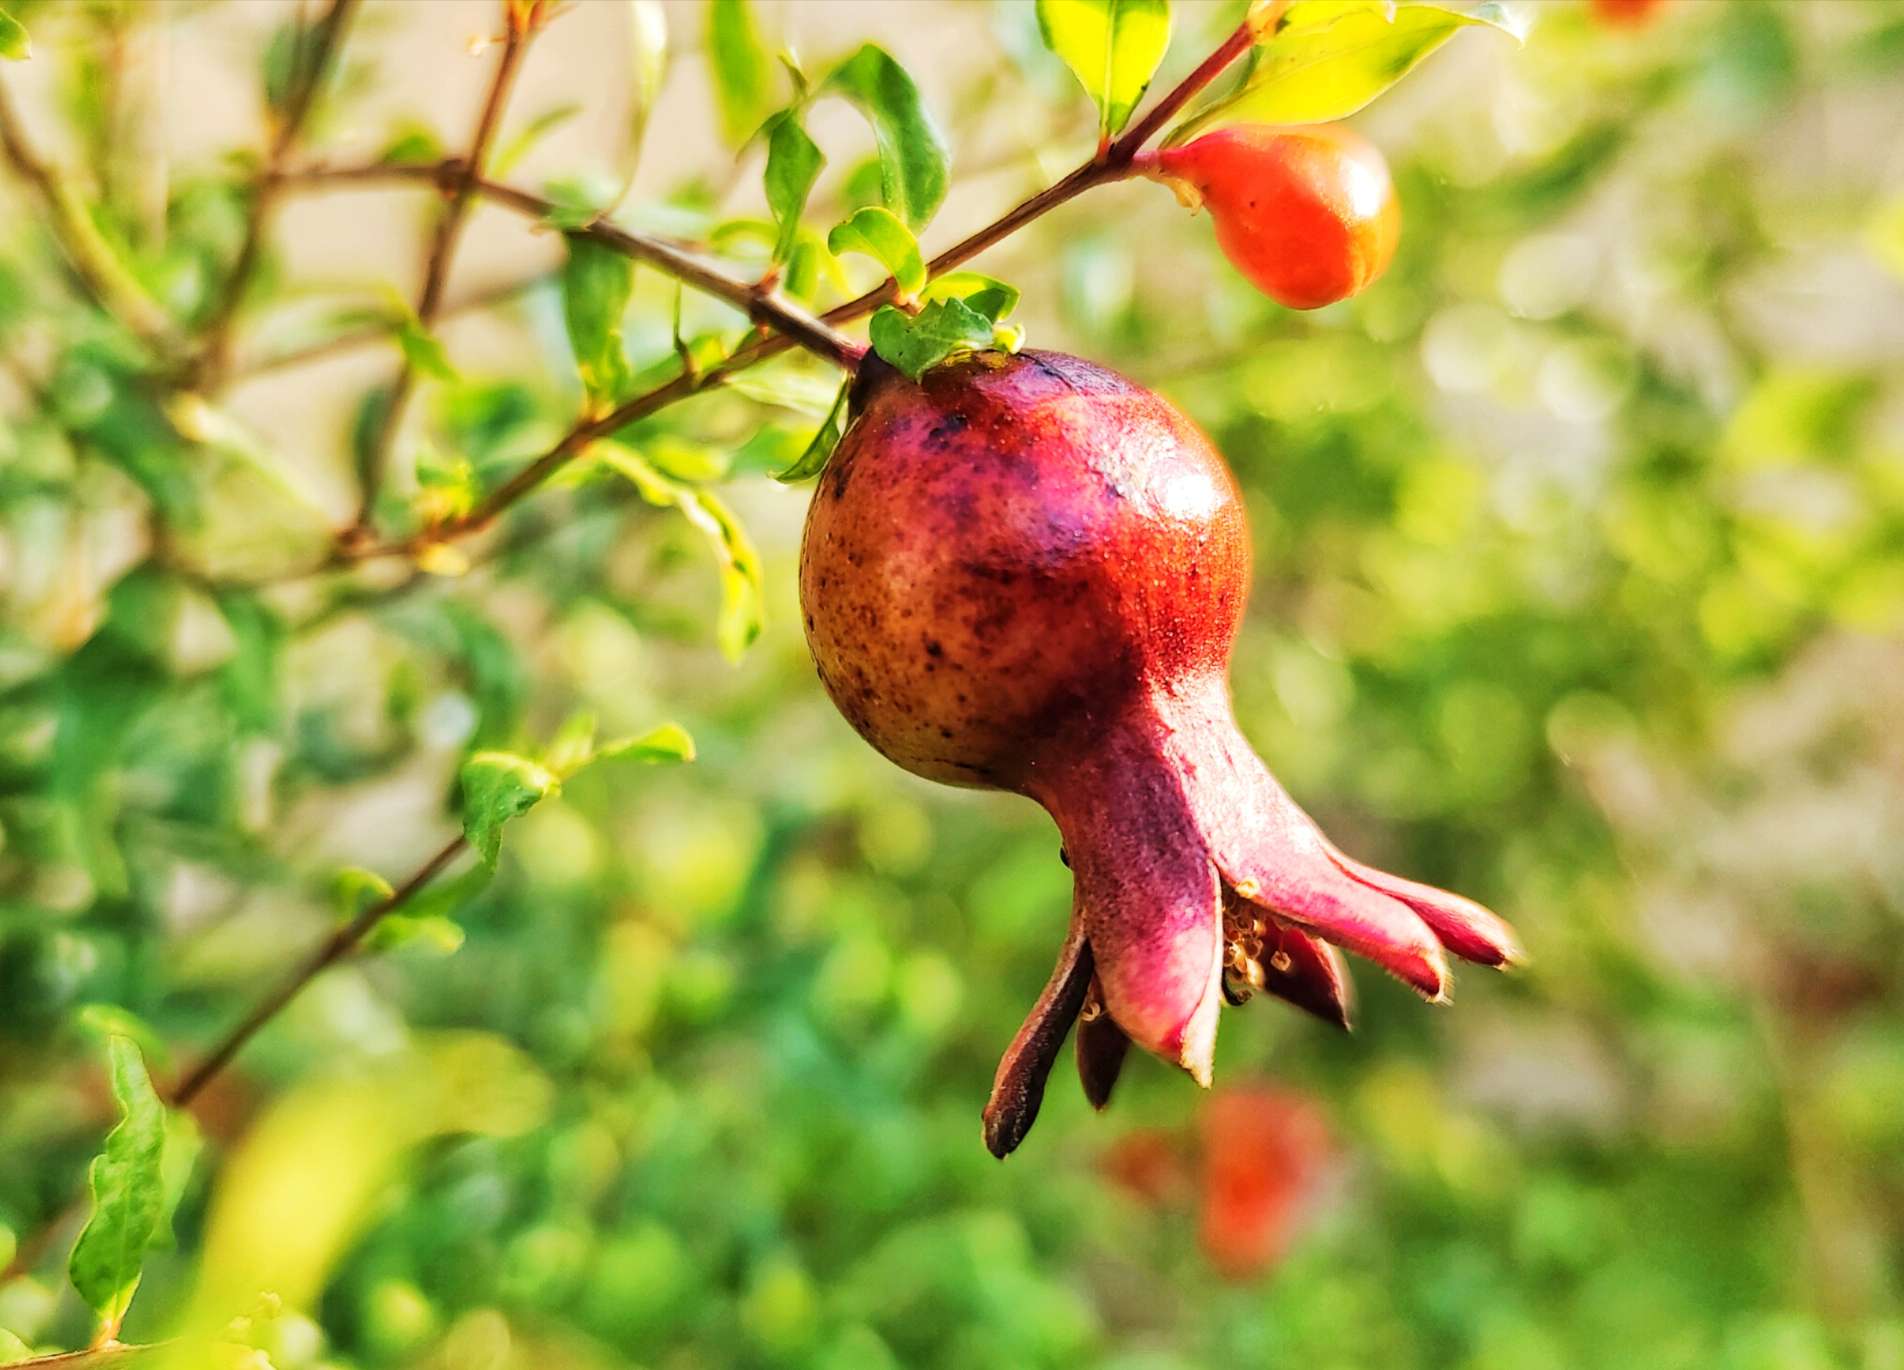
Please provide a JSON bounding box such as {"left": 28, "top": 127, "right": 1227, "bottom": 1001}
{"left": 1269, "top": 949, "right": 1293, "bottom": 974}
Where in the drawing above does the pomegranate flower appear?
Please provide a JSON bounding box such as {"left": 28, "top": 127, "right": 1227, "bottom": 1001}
{"left": 799, "top": 351, "right": 1523, "bottom": 1158}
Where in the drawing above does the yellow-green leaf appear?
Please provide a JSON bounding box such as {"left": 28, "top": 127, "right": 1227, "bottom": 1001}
{"left": 708, "top": 0, "right": 773, "bottom": 147}
{"left": 0, "top": 7, "right": 29, "bottom": 60}
{"left": 1036, "top": 0, "right": 1172, "bottom": 139}
{"left": 1166, "top": 1, "right": 1522, "bottom": 142}
{"left": 828, "top": 206, "right": 926, "bottom": 302}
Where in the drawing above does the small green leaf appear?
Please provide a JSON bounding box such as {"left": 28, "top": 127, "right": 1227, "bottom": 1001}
{"left": 822, "top": 46, "right": 950, "bottom": 231}
{"left": 763, "top": 112, "right": 825, "bottom": 266}
{"left": 333, "top": 866, "right": 396, "bottom": 918}
{"left": 69, "top": 1037, "right": 169, "bottom": 1339}
{"left": 74, "top": 1005, "right": 167, "bottom": 1068}
{"left": 1166, "top": 1, "right": 1521, "bottom": 141}
{"left": 544, "top": 710, "right": 600, "bottom": 778}
{"left": 922, "top": 271, "right": 1020, "bottom": 322}
{"left": 776, "top": 379, "right": 851, "bottom": 482}
{"left": 725, "top": 360, "right": 844, "bottom": 417}
{"left": 0, "top": 8, "right": 30, "bottom": 61}
{"left": 1035, "top": 0, "right": 1173, "bottom": 140}
{"left": 150, "top": 1113, "right": 202, "bottom": 1252}
{"left": 562, "top": 233, "right": 636, "bottom": 406}
{"left": 827, "top": 206, "right": 926, "bottom": 302}
{"left": 491, "top": 102, "right": 583, "bottom": 179}
{"left": 630, "top": 1, "right": 669, "bottom": 116}
{"left": 378, "top": 119, "right": 442, "bottom": 165}
{"left": 867, "top": 299, "right": 996, "bottom": 381}
{"left": 708, "top": 0, "right": 774, "bottom": 147}
{"left": 460, "top": 751, "right": 559, "bottom": 868}
{"left": 541, "top": 175, "right": 615, "bottom": 230}
{"left": 595, "top": 722, "right": 698, "bottom": 765}
{"left": 596, "top": 445, "right": 765, "bottom": 660}
{"left": 396, "top": 317, "right": 457, "bottom": 382}
{"left": 364, "top": 914, "right": 466, "bottom": 956}
{"left": 262, "top": 16, "right": 310, "bottom": 115}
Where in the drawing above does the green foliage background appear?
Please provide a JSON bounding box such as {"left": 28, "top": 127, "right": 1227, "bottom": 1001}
{"left": 2, "top": 1, "right": 1903, "bottom": 1367}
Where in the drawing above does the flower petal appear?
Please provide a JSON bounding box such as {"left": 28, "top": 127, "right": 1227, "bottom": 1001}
{"left": 1256, "top": 918, "right": 1355, "bottom": 1029}
{"left": 982, "top": 920, "right": 1093, "bottom": 1159}
{"left": 1326, "top": 849, "right": 1524, "bottom": 968}
{"left": 1076, "top": 980, "right": 1132, "bottom": 1109}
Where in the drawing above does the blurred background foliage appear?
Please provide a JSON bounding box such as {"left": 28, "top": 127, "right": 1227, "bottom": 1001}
{"left": 2, "top": 0, "right": 1903, "bottom": 1367}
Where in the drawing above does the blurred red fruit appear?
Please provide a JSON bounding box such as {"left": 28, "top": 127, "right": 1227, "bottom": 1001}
{"left": 1197, "top": 1086, "right": 1336, "bottom": 1279}
{"left": 1589, "top": 0, "right": 1666, "bottom": 26}
{"left": 1143, "top": 123, "right": 1400, "bottom": 310}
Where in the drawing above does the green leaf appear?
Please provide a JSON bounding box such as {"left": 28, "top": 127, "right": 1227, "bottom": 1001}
{"left": 69, "top": 1037, "right": 169, "bottom": 1339}
{"left": 74, "top": 1005, "right": 168, "bottom": 1068}
{"left": 922, "top": 271, "right": 1020, "bottom": 322}
{"left": 1166, "top": 1, "right": 1522, "bottom": 141}
{"left": 540, "top": 175, "right": 615, "bottom": 230}
{"left": 561, "top": 233, "right": 636, "bottom": 406}
{"left": 396, "top": 317, "right": 457, "bottom": 382}
{"left": 151, "top": 1113, "right": 202, "bottom": 1252}
{"left": 822, "top": 46, "right": 950, "bottom": 231}
{"left": 776, "top": 379, "right": 851, "bottom": 482}
{"left": 364, "top": 914, "right": 466, "bottom": 957}
{"left": 596, "top": 445, "right": 765, "bottom": 661}
{"left": 491, "top": 102, "right": 583, "bottom": 179}
{"left": 262, "top": 16, "right": 310, "bottom": 115}
{"left": 725, "top": 360, "right": 844, "bottom": 417}
{"left": 763, "top": 112, "right": 825, "bottom": 266}
{"left": 827, "top": 206, "right": 926, "bottom": 302}
{"left": 609, "top": 0, "right": 670, "bottom": 214}
{"left": 544, "top": 709, "right": 600, "bottom": 778}
{"left": 708, "top": 0, "right": 774, "bottom": 147}
{"left": 378, "top": 119, "right": 442, "bottom": 165}
{"left": 0, "top": 8, "right": 30, "bottom": 61}
{"left": 867, "top": 299, "right": 995, "bottom": 381}
{"left": 1035, "top": 0, "right": 1173, "bottom": 140}
{"left": 460, "top": 751, "right": 560, "bottom": 868}
{"left": 629, "top": 1, "right": 669, "bottom": 118}
{"left": 595, "top": 722, "right": 698, "bottom": 765}
{"left": 333, "top": 866, "right": 396, "bottom": 918}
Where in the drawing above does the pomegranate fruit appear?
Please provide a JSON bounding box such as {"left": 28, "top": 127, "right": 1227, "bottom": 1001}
{"left": 1140, "top": 123, "right": 1400, "bottom": 310}
{"left": 799, "top": 349, "right": 1520, "bottom": 1157}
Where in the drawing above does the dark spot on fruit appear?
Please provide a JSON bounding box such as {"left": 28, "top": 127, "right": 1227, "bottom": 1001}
{"left": 925, "top": 639, "right": 943, "bottom": 658}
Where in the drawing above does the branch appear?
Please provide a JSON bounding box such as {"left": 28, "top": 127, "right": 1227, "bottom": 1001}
{"left": 284, "top": 160, "right": 868, "bottom": 372}
{"left": 346, "top": 1, "right": 543, "bottom": 536}
{"left": 191, "top": 0, "right": 361, "bottom": 391}
{"left": 232, "top": 270, "right": 553, "bottom": 381}
{"left": 6, "top": 1344, "right": 166, "bottom": 1369}
{"left": 0, "top": 76, "right": 180, "bottom": 357}
{"left": 272, "top": 13, "right": 1262, "bottom": 566}
{"left": 169, "top": 835, "right": 469, "bottom": 1108}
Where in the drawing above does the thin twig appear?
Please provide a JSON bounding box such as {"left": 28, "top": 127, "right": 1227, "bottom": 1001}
{"left": 283, "top": 160, "right": 867, "bottom": 371}
{"left": 192, "top": 0, "right": 361, "bottom": 391}
{"left": 346, "top": 1, "right": 543, "bottom": 537}
{"left": 245, "top": 13, "right": 1261, "bottom": 572}
{"left": 231, "top": 270, "right": 554, "bottom": 381}
{"left": 169, "top": 835, "right": 469, "bottom": 1108}
{"left": 5, "top": 1343, "right": 166, "bottom": 1368}
{"left": 0, "top": 76, "right": 180, "bottom": 356}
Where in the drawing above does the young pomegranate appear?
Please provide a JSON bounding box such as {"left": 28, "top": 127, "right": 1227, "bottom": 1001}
{"left": 799, "top": 349, "right": 1520, "bottom": 1157}
{"left": 1139, "top": 123, "right": 1400, "bottom": 310}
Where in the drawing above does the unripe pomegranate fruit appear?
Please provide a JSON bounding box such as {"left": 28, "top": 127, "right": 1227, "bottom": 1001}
{"left": 1589, "top": 0, "right": 1665, "bottom": 25}
{"left": 800, "top": 350, "right": 1520, "bottom": 1156}
{"left": 1139, "top": 123, "right": 1400, "bottom": 310}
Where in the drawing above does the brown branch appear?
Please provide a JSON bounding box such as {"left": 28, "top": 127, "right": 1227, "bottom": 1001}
{"left": 345, "top": 1, "right": 544, "bottom": 536}
{"left": 191, "top": 0, "right": 361, "bottom": 391}
{"left": 232, "top": 270, "right": 553, "bottom": 381}
{"left": 284, "top": 161, "right": 868, "bottom": 371}
{"left": 258, "top": 12, "right": 1262, "bottom": 569}
{"left": 169, "top": 835, "right": 469, "bottom": 1108}
{"left": 0, "top": 76, "right": 179, "bottom": 356}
